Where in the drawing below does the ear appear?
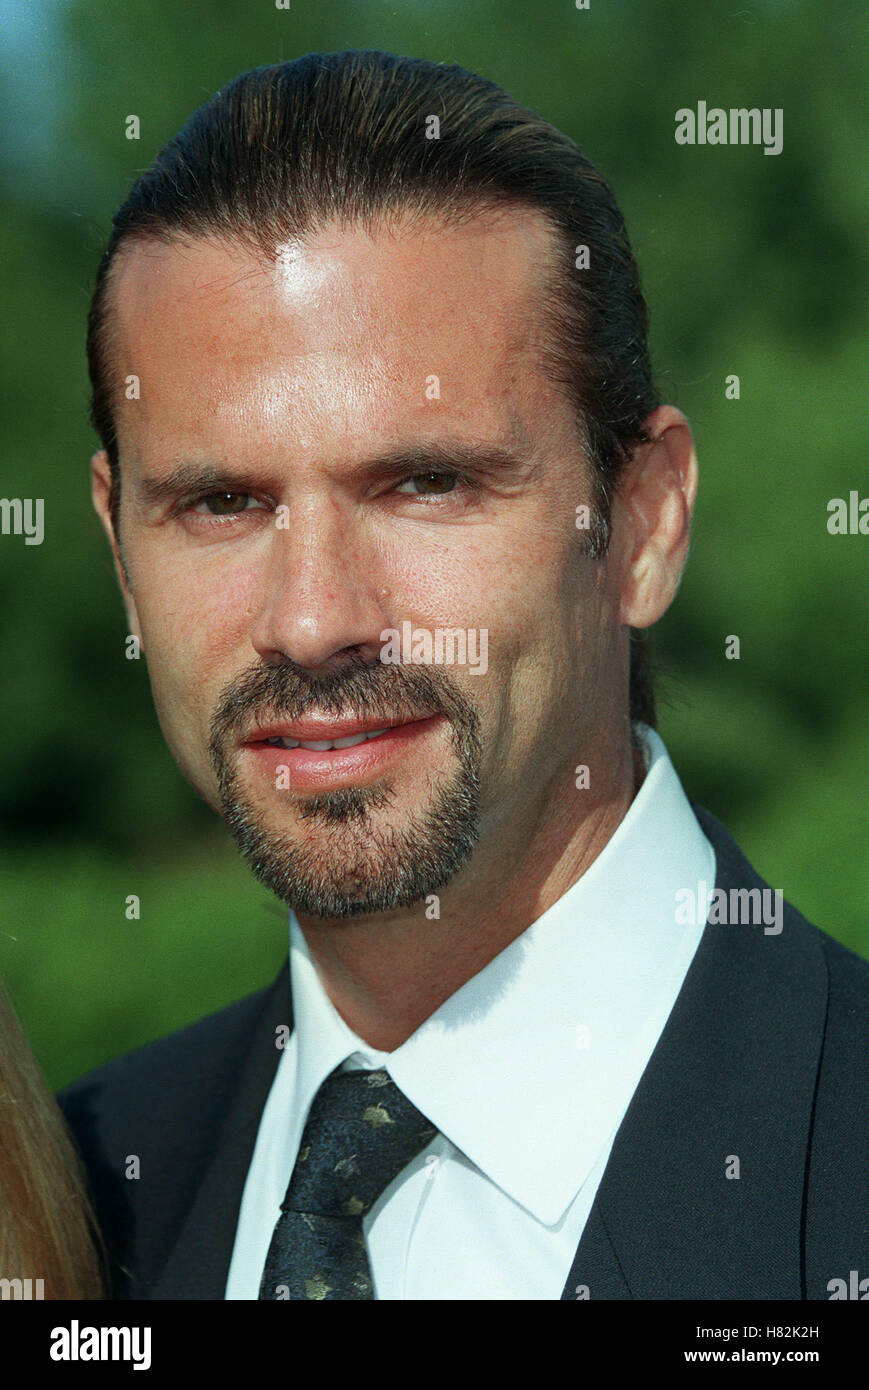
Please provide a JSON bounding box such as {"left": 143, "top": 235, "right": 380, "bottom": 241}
{"left": 612, "top": 405, "right": 699, "bottom": 629}
{"left": 90, "top": 450, "right": 144, "bottom": 650}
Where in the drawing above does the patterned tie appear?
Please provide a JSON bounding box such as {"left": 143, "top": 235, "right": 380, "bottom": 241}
{"left": 258, "top": 1065, "right": 438, "bottom": 1300}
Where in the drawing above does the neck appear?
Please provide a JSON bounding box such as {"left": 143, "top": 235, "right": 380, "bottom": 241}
{"left": 296, "top": 732, "right": 644, "bottom": 1051}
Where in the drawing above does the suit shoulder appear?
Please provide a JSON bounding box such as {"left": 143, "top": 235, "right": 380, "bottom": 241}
{"left": 58, "top": 980, "right": 276, "bottom": 1129}
{"left": 694, "top": 803, "right": 868, "bottom": 976}
{"left": 690, "top": 804, "right": 868, "bottom": 1287}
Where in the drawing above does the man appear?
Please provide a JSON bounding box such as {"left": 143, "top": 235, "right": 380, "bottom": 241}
{"left": 60, "top": 50, "right": 867, "bottom": 1301}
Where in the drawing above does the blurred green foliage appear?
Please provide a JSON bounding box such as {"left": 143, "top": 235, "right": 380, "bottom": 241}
{"left": 0, "top": 0, "right": 866, "bottom": 1090}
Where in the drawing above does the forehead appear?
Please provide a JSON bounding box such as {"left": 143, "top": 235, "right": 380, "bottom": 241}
{"left": 108, "top": 208, "right": 568, "bottom": 463}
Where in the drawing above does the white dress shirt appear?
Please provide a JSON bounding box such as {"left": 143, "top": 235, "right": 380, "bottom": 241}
{"left": 225, "top": 725, "right": 715, "bottom": 1299}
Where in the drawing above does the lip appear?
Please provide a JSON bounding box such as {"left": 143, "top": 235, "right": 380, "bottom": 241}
{"left": 241, "top": 713, "right": 444, "bottom": 790}
{"left": 244, "top": 712, "right": 434, "bottom": 743}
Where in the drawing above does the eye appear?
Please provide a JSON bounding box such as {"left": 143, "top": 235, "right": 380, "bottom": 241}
{"left": 395, "top": 472, "right": 462, "bottom": 496}
{"left": 191, "top": 492, "right": 263, "bottom": 516}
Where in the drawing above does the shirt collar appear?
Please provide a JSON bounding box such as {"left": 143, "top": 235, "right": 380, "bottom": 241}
{"left": 287, "top": 726, "right": 714, "bottom": 1226}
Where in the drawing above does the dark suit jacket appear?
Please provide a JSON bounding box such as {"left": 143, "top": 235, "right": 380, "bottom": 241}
{"left": 58, "top": 807, "right": 869, "bottom": 1299}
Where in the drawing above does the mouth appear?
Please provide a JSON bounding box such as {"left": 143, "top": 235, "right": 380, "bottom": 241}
{"left": 261, "top": 727, "right": 397, "bottom": 751}
{"left": 245, "top": 711, "right": 435, "bottom": 747}
{"left": 240, "top": 713, "right": 444, "bottom": 790}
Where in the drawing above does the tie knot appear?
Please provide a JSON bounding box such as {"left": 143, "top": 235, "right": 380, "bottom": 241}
{"left": 283, "top": 1067, "right": 438, "bottom": 1219}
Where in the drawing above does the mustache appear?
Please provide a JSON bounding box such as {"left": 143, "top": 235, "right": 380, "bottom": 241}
{"left": 208, "top": 654, "right": 477, "bottom": 755}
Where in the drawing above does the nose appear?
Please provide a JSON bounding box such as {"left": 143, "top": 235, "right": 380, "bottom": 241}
{"left": 248, "top": 494, "right": 391, "bottom": 673}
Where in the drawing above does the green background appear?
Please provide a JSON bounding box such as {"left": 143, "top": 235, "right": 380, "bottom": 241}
{"left": 0, "top": 0, "right": 866, "bottom": 1091}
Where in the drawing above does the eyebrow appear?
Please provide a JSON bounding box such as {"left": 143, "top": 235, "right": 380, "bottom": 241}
{"left": 135, "top": 439, "right": 538, "bottom": 508}
{"left": 137, "top": 463, "right": 231, "bottom": 508}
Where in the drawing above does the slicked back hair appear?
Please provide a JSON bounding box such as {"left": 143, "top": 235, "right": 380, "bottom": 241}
{"left": 87, "top": 50, "right": 659, "bottom": 727}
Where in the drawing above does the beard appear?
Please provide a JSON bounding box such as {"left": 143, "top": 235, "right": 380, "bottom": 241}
{"left": 207, "top": 656, "right": 482, "bottom": 919}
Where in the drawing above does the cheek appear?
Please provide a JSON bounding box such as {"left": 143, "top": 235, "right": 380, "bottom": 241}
{"left": 388, "top": 541, "right": 493, "bottom": 631}
{"left": 504, "top": 539, "right": 610, "bottom": 730}
{"left": 135, "top": 557, "right": 261, "bottom": 741}
{"left": 410, "top": 524, "right": 576, "bottom": 742}
{"left": 387, "top": 518, "right": 535, "bottom": 639}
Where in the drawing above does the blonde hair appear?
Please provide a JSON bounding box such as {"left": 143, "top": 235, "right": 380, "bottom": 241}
{"left": 0, "top": 982, "right": 103, "bottom": 1298}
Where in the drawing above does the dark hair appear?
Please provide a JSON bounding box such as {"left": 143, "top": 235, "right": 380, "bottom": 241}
{"left": 87, "top": 50, "right": 659, "bottom": 726}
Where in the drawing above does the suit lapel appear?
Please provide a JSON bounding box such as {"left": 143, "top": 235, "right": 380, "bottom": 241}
{"left": 149, "top": 963, "right": 293, "bottom": 1299}
{"left": 561, "top": 807, "right": 828, "bottom": 1299}
{"left": 560, "top": 1203, "right": 632, "bottom": 1299}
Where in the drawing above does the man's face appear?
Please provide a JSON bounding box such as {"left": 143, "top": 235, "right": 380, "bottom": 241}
{"left": 97, "top": 209, "right": 627, "bottom": 920}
